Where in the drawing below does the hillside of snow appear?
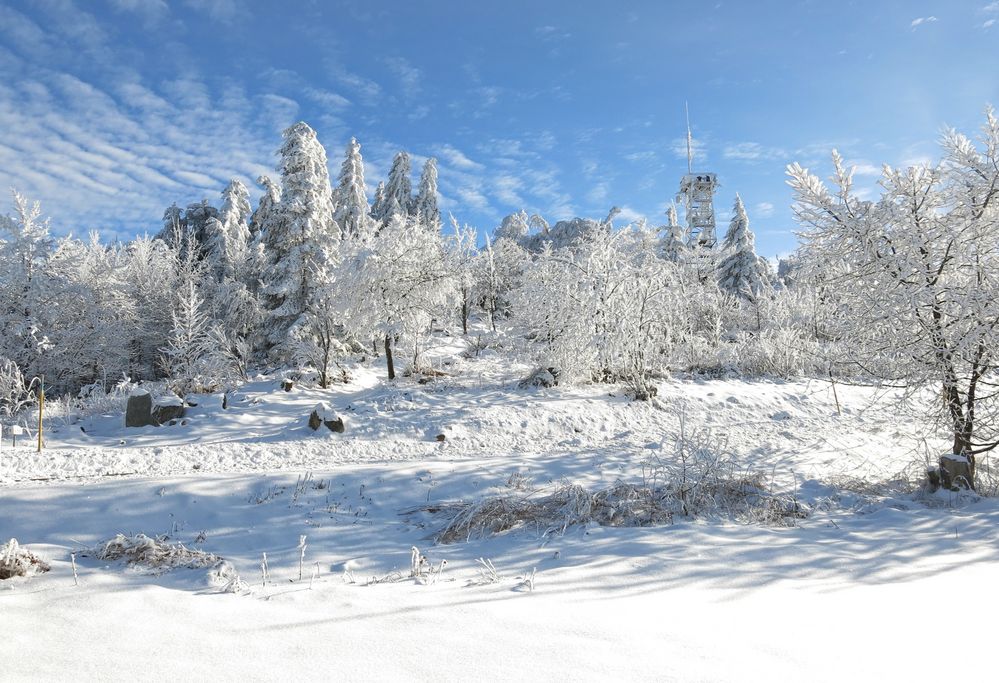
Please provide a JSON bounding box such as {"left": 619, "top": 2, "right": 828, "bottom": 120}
{"left": 2, "top": 341, "right": 994, "bottom": 681}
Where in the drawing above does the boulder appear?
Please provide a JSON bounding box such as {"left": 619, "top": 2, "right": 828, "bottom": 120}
{"left": 938, "top": 453, "right": 975, "bottom": 490}
{"left": 518, "top": 367, "right": 557, "bottom": 389}
{"left": 151, "top": 395, "right": 185, "bottom": 425}
{"left": 125, "top": 390, "right": 153, "bottom": 428}
{"left": 309, "top": 402, "right": 345, "bottom": 433}
{"left": 281, "top": 380, "right": 294, "bottom": 392}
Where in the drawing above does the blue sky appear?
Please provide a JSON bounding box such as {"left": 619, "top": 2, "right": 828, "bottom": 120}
{"left": 1, "top": 0, "right": 998, "bottom": 256}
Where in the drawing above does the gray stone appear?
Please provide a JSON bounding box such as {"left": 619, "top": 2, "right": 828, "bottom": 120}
{"left": 125, "top": 393, "right": 153, "bottom": 428}
{"left": 151, "top": 396, "right": 185, "bottom": 426}
{"left": 308, "top": 402, "right": 345, "bottom": 433}
{"left": 939, "top": 454, "right": 975, "bottom": 490}
{"left": 518, "top": 367, "right": 557, "bottom": 389}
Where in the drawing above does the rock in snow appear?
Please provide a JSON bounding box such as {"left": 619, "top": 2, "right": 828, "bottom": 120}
{"left": 518, "top": 367, "right": 557, "bottom": 389}
{"left": 309, "top": 403, "right": 345, "bottom": 433}
{"left": 151, "top": 397, "right": 185, "bottom": 426}
{"left": 124, "top": 392, "right": 153, "bottom": 428}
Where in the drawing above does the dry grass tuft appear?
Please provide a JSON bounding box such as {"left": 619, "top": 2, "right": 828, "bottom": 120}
{"left": 0, "top": 539, "right": 51, "bottom": 580}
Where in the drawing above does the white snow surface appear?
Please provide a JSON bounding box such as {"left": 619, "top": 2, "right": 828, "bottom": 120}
{"left": 1, "top": 344, "right": 994, "bottom": 680}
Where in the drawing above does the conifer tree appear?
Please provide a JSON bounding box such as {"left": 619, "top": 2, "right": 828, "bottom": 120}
{"left": 259, "top": 122, "right": 339, "bottom": 358}
{"left": 717, "top": 194, "right": 769, "bottom": 299}
{"left": 413, "top": 157, "right": 441, "bottom": 232}
{"left": 381, "top": 151, "right": 413, "bottom": 221}
{"left": 333, "top": 137, "right": 372, "bottom": 240}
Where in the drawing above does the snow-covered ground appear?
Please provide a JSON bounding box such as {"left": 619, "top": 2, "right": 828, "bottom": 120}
{"left": 1, "top": 343, "right": 994, "bottom": 680}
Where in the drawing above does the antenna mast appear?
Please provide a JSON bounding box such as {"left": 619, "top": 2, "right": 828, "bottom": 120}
{"left": 675, "top": 103, "right": 719, "bottom": 248}
{"left": 685, "top": 101, "right": 693, "bottom": 174}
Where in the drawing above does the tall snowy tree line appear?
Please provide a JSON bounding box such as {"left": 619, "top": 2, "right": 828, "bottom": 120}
{"left": 0, "top": 118, "right": 844, "bottom": 402}
{"left": 3, "top": 109, "right": 998, "bottom": 465}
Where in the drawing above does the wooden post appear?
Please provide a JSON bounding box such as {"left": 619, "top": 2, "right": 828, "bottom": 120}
{"left": 37, "top": 374, "right": 44, "bottom": 453}
{"left": 828, "top": 367, "right": 841, "bottom": 417}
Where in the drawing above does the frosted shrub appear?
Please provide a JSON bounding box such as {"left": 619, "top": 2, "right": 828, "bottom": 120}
{"left": 0, "top": 358, "right": 37, "bottom": 420}
{"left": 737, "top": 328, "right": 814, "bottom": 378}
{"left": 0, "top": 539, "right": 51, "bottom": 580}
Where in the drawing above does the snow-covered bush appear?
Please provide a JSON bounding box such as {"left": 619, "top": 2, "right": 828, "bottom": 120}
{"left": 0, "top": 539, "right": 50, "bottom": 580}
{"left": 512, "top": 225, "right": 677, "bottom": 395}
{"left": 0, "top": 358, "right": 35, "bottom": 419}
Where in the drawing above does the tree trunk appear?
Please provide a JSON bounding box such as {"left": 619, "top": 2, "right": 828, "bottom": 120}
{"left": 384, "top": 335, "right": 395, "bottom": 380}
{"left": 461, "top": 292, "right": 469, "bottom": 335}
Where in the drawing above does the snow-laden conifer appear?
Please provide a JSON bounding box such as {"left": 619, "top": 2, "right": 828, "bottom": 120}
{"left": 413, "top": 157, "right": 441, "bottom": 232}
{"left": 259, "top": 122, "right": 339, "bottom": 358}
{"left": 380, "top": 151, "right": 413, "bottom": 222}
{"left": 333, "top": 137, "right": 372, "bottom": 240}
{"left": 717, "top": 195, "right": 770, "bottom": 299}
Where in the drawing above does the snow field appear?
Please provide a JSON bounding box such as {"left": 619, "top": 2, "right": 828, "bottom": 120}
{"left": 1, "top": 352, "right": 989, "bottom": 680}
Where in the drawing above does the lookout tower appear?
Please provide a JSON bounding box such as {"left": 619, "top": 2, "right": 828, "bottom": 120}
{"left": 676, "top": 104, "right": 718, "bottom": 248}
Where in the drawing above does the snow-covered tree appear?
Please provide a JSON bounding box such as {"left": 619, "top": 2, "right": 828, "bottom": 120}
{"left": 717, "top": 194, "right": 770, "bottom": 300}
{"left": 296, "top": 297, "right": 348, "bottom": 389}
{"left": 412, "top": 157, "right": 441, "bottom": 232}
{"left": 160, "top": 279, "right": 212, "bottom": 395}
{"left": 259, "top": 121, "right": 339, "bottom": 359}
{"left": 0, "top": 191, "right": 54, "bottom": 380}
{"left": 41, "top": 234, "right": 135, "bottom": 391}
{"left": 218, "top": 179, "right": 252, "bottom": 277}
{"left": 338, "top": 214, "right": 455, "bottom": 379}
{"left": 446, "top": 215, "right": 478, "bottom": 334}
{"left": 494, "top": 210, "right": 531, "bottom": 242}
{"left": 660, "top": 204, "right": 686, "bottom": 262}
{"left": 334, "top": 137, "right": 373, "bottom": 241}
{"left": 512, "top": 226, "right": 676, "bottom": 397}
{"left": 789, "top": 109, "right": 999, "bottom": 478}
{"left": 119, "top": 236, "right": 178, "bottom": 380}
{"left": 473, "top": 235, "right": 530, "bottom": 331}
{"left": 370, "top": 181, "right": 387, "bottom": 223}
{"left": 250, "top": 175, "right": 281, "bottom": 240}
{"left": 377, "top": 151, "right": 413, "bottom": 223}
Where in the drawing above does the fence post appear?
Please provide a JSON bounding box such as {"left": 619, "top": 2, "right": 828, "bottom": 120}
{"left": 37, "top": 375, "right": 44, "bottom": 453}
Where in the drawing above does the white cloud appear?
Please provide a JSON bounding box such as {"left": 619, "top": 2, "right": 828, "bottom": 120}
{"left": 304, "top": 88, "right": 351, "bottom": 110}
{"left": 455, "top": 186, "right": 491, "bottom": 213}
{"left": 493, "top": 174, "right": 524, "bottom": 206}
{"left": 108, "top": 0, "right": 169, "bottom": 19}
{"left": 586, "top": 182, "right": 609, "bottom": 204}
{"left": 754, "top": 202, "right": 775, "bottom": 218}
{"left": 723, "top": 142, "right": 787, "bottom": 162}
{"left": 0, "top": 56, "right": 282, "bottom": 238}
{"left": 848, "top": 161, "right": 881, "bottom": 177}
{"left": 325, "top": 61, "right": 382, "bottom": 104}
{"left": 383, "top": 57, "right": 422, "bottom": 98}
{"left": 614, "top": 206, "right": 647, "bottom": 225}
{"left": 910, "top": 16, "right": 938, "bottom": 29}
{"left": 182, "top": 0, "right": 237, "bottom": 22}
{"left": 534, "top": 25, "right": 571, "bottom": 41}
{"left": 434, "top": 144, "right": 484, "bottom": 171}
{"left": 473, "top": 86, "right": 502, "bottom": 108}
{"left": 671, "top": 134, "right": 707, "bottom": 164}
{"left": 624, "top": 150, "right": 657, "bottom": 163}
